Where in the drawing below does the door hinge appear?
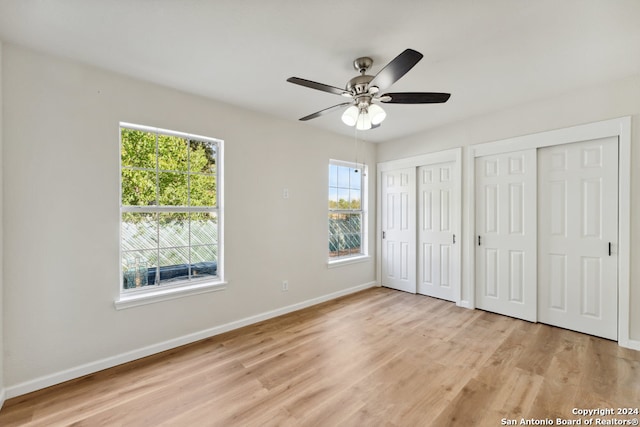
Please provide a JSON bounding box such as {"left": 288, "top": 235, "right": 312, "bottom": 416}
{"left": 382, "top": 231, "right": 386, "bottom": 239}
{"left": 608, "top": 242, "right": 612, "bottom": 256}
{"left": 478, "top": 235, "right": 481, "bottom": 246}
{"left": 453, "top": 234, "right": 456, "bottom": 244}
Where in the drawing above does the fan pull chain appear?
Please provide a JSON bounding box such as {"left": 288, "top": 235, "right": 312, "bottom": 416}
{"left": 361, "top": 140, "right": 366, "bottom": 177}
{"left": 353, "top": 126, "right": 360, "bottom": 172}
{"left": 352, "top": 126, "right": 366, "bottom": 176}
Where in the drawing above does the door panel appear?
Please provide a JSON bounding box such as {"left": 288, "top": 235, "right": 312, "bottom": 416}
{"left": 417, "top": 162, "right": 457, "bottom": 301}
{"left": 509, "top": 250, "right": 524, "bottom": 302}
{"left": 538, "top": 137, "right": 618, "bottom": 340}
{"left": 475, "top": 150, "right": 537, "bottom": 321}
{"left": 381, "top": 168, "right": 416, "bottom": 293}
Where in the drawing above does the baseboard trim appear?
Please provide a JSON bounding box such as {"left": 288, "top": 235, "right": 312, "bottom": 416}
{"left": 456, "top": 300, "right": 472, "bottom": 309}
{"left": 620, "top": 337, "right": 640, "bottom": 351}
{"left": 0, "top": 387, "right": 6, "bottom": 410}
{"left": 5, "top": 281, "right": 377, "bottom": 399}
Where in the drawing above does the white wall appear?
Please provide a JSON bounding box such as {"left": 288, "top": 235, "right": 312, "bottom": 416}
{"left": 378, "top": 72, "right": 640, "bottom": 342}
{"left": 1, "top": 44, "right": 377, "bottom": 393}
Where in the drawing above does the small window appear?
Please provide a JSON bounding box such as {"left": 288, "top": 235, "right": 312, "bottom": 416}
{"left": 328, "top": 160, "right": 367, "bottom": 261}
{"left": 120, "top": 123, "right": 222, "bottom": 294}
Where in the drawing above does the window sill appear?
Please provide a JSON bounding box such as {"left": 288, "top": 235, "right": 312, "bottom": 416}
{"left": 114, "top": 280, "right": 227, "bottom": 310}
{"left": 327, "top": 255, "right": 371, "bottom": 268}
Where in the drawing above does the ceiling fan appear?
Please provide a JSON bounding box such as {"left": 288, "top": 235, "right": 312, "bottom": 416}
{"left": 286, "top": 49, "right": 450, "bottom": 130}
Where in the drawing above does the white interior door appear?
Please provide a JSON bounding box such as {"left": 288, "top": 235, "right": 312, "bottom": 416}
{"left": 381, "top": 168, "right": 416, "bottom": 294}
{"left": 475, "top": 149, "right": 537, "bottom": 321}
{"left": 538, "top": 137, "right": 618, "bottom": 340}
{"left": 417, "top": 162, "right": 457, "bottom": 301}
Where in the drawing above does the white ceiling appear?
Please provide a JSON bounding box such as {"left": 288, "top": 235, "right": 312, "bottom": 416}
{"left": 1, "top": 0, "right": 639, "bottom": 143}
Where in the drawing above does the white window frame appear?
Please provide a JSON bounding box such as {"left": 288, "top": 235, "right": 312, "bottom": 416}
{"left": 328, "top": 159, "right": 369, "bottom": 266}
{"left": 115, "top": 122, "right": 225, "bottom": 310}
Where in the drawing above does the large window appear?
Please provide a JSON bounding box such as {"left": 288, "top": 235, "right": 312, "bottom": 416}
{"left": 120, "top": 123, "right": 222, "bottom": 294}
{"left": 328, "top": 160, "right": 367, "bottom": 261}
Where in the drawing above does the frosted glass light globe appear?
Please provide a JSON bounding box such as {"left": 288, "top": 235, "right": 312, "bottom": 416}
{"left": 341, "top": 106, "right": 359, "bottom": 126}
{"left": 368, "top": 104, "right": 386, "bottom": 125}
{"left": 356, "top": 112, "right": 372, "bottom": 130}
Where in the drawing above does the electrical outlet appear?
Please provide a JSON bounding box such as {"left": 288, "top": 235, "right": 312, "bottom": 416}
{"left": 282, "top": 280, "right": 289, "bottom": 291}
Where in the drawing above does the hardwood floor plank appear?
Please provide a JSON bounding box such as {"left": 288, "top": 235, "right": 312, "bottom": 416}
{"left": 515, "top": 323, "right": 564, "bottom": 375}
{"left": 430, "top": 378, "right": 497, "bottom": 426}
{"left": 480, "top": 367, "right": 544, "bottom": 423}
{"left": 1, "top": 287, "right": 639, "bottom": 427}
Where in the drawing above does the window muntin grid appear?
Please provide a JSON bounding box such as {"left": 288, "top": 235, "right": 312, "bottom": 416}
{"left": 120, "top": 123, "right": 221, "bottom": 292}
{"left": 328, "top": 161, "right": 366, "bottom": 259}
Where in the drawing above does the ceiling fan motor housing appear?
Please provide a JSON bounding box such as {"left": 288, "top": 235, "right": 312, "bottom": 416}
{"left": 348, "top": 57, "right": 376, "bottom": 97}
{"left": 347, "top": 75, "right": 374, "bottom": 96}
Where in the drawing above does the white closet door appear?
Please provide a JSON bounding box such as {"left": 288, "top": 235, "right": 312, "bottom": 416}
{"left": 381, "top": 168, "right": 416, "bottom": 294}
{"left": 538, "top": 137, "right": 618, "bottom": 340}
{"left": 475, "top": 150, "right": 537, "bottom": 321}
{"left": 417, "top": 162, "right": 457, "bottom": 301}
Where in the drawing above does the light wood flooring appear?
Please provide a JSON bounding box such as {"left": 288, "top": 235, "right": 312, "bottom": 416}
{"left": 1, "top": 287, "right": 639, "bottom": 426}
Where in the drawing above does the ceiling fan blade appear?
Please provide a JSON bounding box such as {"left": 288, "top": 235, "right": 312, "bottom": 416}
{"left": 379, "top": 92, "right": 451, "bottom": 104}
{"left": 287, "top": 77, "right": 350, "bottom": 97}
{"left": 299, "top": 102, "right": 353, "bottom": 121}
{"left": 369, "top": 49, "right": 423, "bottom": 91}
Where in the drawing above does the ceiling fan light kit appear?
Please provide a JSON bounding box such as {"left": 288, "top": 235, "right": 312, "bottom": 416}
{"left": 356, "top": 110, "right": 373, "bottom": 131}
{"left": 368, "top": 104, "right": 386, "bottom": 125}
{"left": 287, "top": 49, "right": 451, "bottom": 131}
{"left": 341, "top": 105, "right": 359, "bottom": 126}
